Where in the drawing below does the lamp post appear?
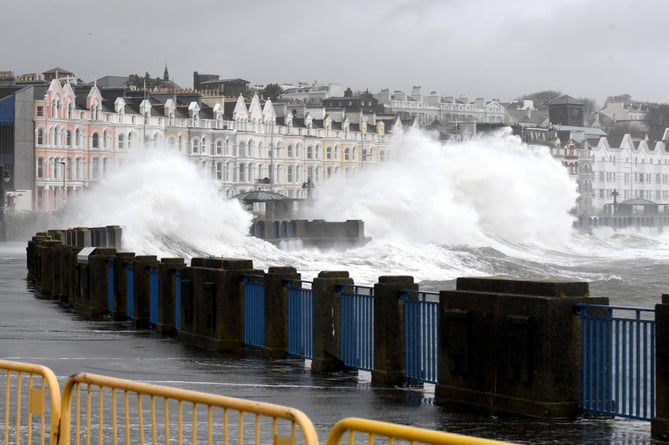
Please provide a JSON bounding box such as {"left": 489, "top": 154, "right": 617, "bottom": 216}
{"left": 269, "top": 122, "right": 274, "bottom": 191}
{"left": 0, "top": 164, "right": 9, "bottom": 241}
{"left": 302, "top": 178, "right": 314, "bottom": 200}
{"left": 612, "top": 189, "right": 619, "bottom": 215}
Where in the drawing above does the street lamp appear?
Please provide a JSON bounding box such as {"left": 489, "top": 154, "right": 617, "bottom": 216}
{"left": 0, "top": 164, "right": 10, "bottom": 241}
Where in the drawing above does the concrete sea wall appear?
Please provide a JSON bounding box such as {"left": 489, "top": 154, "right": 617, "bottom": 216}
{"left": 24, "top": 226, "right": 669, "bottom": 440}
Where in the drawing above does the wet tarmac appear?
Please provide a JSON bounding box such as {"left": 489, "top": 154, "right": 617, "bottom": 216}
{"left": 0, "top": 241, "right": 656, "bottom": 444}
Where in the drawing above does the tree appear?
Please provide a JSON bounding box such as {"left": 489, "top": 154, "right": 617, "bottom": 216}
{"left": 577, "top": 97, "right": 598, "bottom": 114}
{"left": 261, "top": 83, "right": 283, "bottom": 101}
{"left": 645, "top": 103, "right": 669, "bottom": 140}
{"left": 516, "top": 90, "right": 562, "bottom": 110}
{"left": 127, "top": 72, "right": 162, "bottom": 89}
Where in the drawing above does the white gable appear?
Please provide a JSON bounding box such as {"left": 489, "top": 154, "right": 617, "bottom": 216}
{"left": 232, "top": 94, "right": 248, "bottom": 120}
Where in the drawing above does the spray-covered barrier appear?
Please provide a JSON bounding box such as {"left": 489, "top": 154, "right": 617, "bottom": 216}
{"left": 23, "top": 225, "right": 669, "bottom": 442}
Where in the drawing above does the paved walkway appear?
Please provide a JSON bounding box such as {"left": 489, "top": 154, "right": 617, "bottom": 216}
{"left": 0, "top": 241, "right": 653, "bottom": 444}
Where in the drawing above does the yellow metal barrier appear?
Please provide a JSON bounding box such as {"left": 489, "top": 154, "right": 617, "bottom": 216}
{"left": 0, "top": 360, "right": 523, "bottom": 445}
{"left": 58, "top": 372, "right": 320, "bottom": 445}
{"left": 325, "top": 417, "right": 517, "bottom": 445}
{"left": 0, "top": 359, "right": 62, "bottom": 445}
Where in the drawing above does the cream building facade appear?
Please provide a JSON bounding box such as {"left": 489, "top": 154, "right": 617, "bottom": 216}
{"left": 31, "top": 79, "right": 400, "bottom": 212}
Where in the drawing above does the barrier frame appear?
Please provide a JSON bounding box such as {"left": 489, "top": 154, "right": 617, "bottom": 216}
{"left": 0, "top": 359, "right": 62, "bottom": 445}
{"left": 59, "top": 372, "right": 319, "bottom": 445}
{"left": 325, "top": 417, "right": 516, "bottom": 445}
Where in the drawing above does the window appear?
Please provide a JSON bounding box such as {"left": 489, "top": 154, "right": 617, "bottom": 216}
{"left": 118, "top": 134, "right": 125, "bottom": 150}
{"left": 287, "top": 145, "right": 293, "bottom": 158}
{"left": 216, "top": 140, "right": 222, "bottom": 155}
{"left": 307, "top": 146, "right": 313, "bottom": 159}
{"left": 192, "top": 138, "right": 199, "bottom": 154}
{"left": 287, "top": 166, "right": 293, "bottom": 183}
{"left": 37, "top": 158, "right": 44, "bottom": 178}
{"left": 92, "top": 158, "right": 99, "bottom": 179}
{"left": 92, "top": 133, "right": 99, "bottom": 148}
{"left": 345, "top": 148, "right": 350, "bottom": 160}
{"left": 66, "top": 130, "right": 72, "bottom": 147}
{"left": 36, "top": 106, "right": 43, "bottom": 117}
{"left": 326, "top": 146, "right": 332, "bottom": 159}
{"left": 37, "top": 128, "right": 44, "bottom": 145}
{"left": 216, "top": 162, "right": 222, "bottom": 180}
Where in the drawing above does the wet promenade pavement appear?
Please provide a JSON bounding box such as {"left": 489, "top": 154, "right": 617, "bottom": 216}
{"left": 0, "top": 241, "right": 656, "bottom": 444}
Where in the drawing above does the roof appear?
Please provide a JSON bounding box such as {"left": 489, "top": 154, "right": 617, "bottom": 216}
{"left": 619, "top": 198, "right": 657, "bottom": 206}
{"left": 42, "top": 67, "right": 75, "bottom": 75}
{"left": 506, "top": 108, "right": 548, "bottom": 125}
{"left": 233, "top": 190, "right": 291, "bottom": 203}
{"left": 551, "top": 125, "right": 607, "bottom": 137}
{"left": 549, "top": 95, "right": 583, "bottom": 105}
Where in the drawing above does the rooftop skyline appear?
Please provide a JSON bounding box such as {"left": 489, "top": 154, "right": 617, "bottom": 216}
{"left": 3, "top": 0, "right": 667, "bottom": 106}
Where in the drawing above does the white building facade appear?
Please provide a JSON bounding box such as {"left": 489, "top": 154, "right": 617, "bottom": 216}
{"left": 589, "top": 130, "right": 669, "bottom": 214}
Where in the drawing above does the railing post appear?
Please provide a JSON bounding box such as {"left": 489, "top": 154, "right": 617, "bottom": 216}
{"left": 311, "top": 271, "right": 353, "bottom": 373}
{"left": 435, "top": 277, "right": 607, "bottom": 417}
{"left": 652, "top": 294, "right": 669, "bottom": 441}
{"left": 74, "top": 227, "right": 91, "bottom": 247}
{"left": 85, "top": 248, "right": 117, "bottom": 318}
{"left": 132, "top": 255, "right": 159, "bottom": 329}
{"left": 105, "top": 225, "right": 122, "bottom": 250}
{"left": 35, "top": 239, "right": 63, "bottom": 297}
{"left": 179, "top": 258, "right": 255, "bottom": 352}
{"left": 58, "top": 244, "right": 81, "bottom": 305}
{"left": 372, "top": 276, "right": 417, "bottom": 386}
{"left": 155, "top": 258, "right": 186, "bottom": 335}
{"left": 263, "top": 266, "right": 300, "bottom": 359}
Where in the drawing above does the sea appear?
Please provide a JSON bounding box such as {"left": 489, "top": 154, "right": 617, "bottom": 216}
{"left": 18, "top": 127, "right": 669, "bottom": 443}
{"left": 48, "top": 127, "right": 669, "bottom": 307}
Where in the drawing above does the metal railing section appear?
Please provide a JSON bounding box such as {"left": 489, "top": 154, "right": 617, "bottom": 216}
{"left": 243, "top": 274, "right": 265, "bottom": 347}
{"left": 0, "top": 359, "right": 61, "bottom": 445}
{"left": 576, "top": 304, "right": 656, "bottom": 420}
{"left": 325, "top": 417, "right": 517, "bottom": 445}
{"left": 286, "top": 279, "right": 314, "bottom": 359}
{"left": 58, "top": 372, "right": 319, "bottom": 445}
{"left": 338, "top": 284, "right": 374, "bottom": 371}
{"left": 149, "top": 265, "right": 159, "bottom": 326}
{"left": 124, "top": 262, "right": 134, "bottom": 319}
{"left": 401, "top": 290, "right": 439, "bottom": 384}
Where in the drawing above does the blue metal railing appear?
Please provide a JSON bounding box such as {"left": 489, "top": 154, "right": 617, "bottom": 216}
{"left": 338, "top": 284, "right": 374, "bottom": 371}
{"left": 243, "top": 274, "right": 265, "bottom": 347}
{"left": 401, "top": 290, "right": 439, "bottom": 384}
{"left": 286, "top": 279, "right": 313, "bottom": 359}
{"left": 106, "top": 259, "right": 114, "bottom": 312}
{"left": 149, "top": 265, "right": 159, "bottom": 326}
{"left": 576, "top": 304, "right": 656, "bottom": 420}
{"left": 125, "top": 263, "right": 134, "bottom": 318}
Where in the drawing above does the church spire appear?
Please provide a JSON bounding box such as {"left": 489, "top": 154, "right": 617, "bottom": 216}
{"left": 163, "top": 63, "right": 169, "bottom": 81}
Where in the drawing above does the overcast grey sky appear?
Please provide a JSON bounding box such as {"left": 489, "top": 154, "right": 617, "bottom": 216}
{"left": 2, "top": 0, "right": 666, "bottom": 106}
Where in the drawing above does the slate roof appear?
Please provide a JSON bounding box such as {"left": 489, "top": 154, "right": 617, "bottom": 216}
{"left": 549, "top": 95, "right": 583, "bottom": 105}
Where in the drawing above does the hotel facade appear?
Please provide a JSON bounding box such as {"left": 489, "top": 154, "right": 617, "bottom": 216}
{"left": 28, "top": 78, "right": 402, "bottom": 213}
